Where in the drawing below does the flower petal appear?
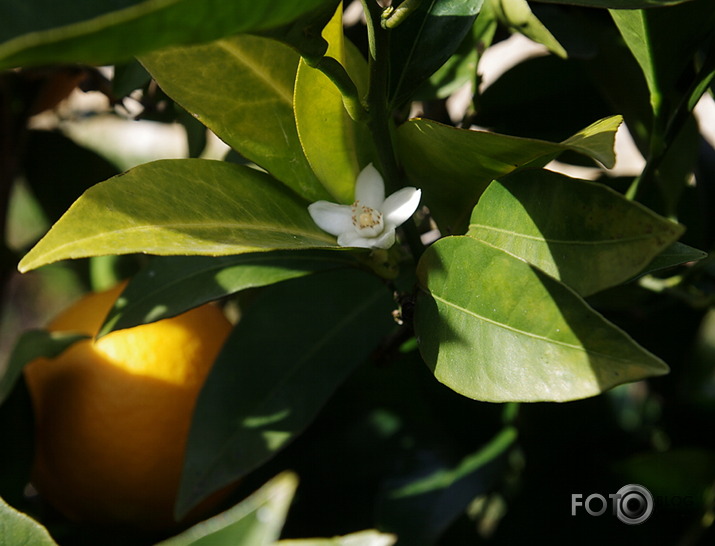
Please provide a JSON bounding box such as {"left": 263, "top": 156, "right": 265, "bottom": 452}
{"left": 354, "top": 163, "right": 385, "bottom": 209}
{"left": 308, "top": 201, "right": 353, "bottom": 236}
{"left": 337, "top": 227, "right": 396, "bottom": 249}
{"left": 337, "top": 231, "right": 378, "bottom": 249}
{"left": 382, "top": 187, "right": 421, "bottom": 227}
{"left": 371, "top": 227, "right": 396, "bottom": 249}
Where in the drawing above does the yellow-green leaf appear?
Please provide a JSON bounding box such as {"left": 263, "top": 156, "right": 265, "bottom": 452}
{"left": 396, "top": 116, "right": 622, "bottom": 233}
{"left": 293, "top": 4, "right": 371, "bottom": 203}
{"left": 18, "top": 159, "right": 336, "bottom": 273}
{"left": 140, "top": 35, "right": 327, "bottom": 201}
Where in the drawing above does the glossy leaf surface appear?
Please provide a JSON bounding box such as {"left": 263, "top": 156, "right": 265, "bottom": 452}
{"left": 467, "top": 170, "right": 684, "bottom": 296}
{"left": 100, "top": 251, "right": 359, "bottom": 335}
{"left": 294, "top": 4, "right": 371, "bottom": 203}
{"left": 415, "top": 236, "right": 669, "bottom": 402}
{"left": 387, "top": 0, "right": 484, "bottom": 108}
{"left": 396, "top": 116, "right": 621, "bottom": 233}
{"left": 0, "top": 495, "right": 57, "bottom": 546}
{"left": 161, "top": 473, "right": 297, "bottom": 546}
{"left": 177, "top": 269, "right": 394, "bottom": 516}
{"left": 140, "top": 35, "right": 326, "bottom": 201}
{"left": 0, "top": 0, "right": 335, "bottom": 70}
{"left": 18, "top": 159, "right": 336, "bottom": 273}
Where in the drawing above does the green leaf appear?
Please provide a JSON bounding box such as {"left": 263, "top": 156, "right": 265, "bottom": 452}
{"left": 0, "top": 330, "right": 87, "bottom": 406}
{"left": 395, "top": 115, "right": 622, "bottom": 233}
{"left": 254, "top": 0, "right": 340, "bottom": 61}
{"left": 99, "top": 251, "right": 359, "bottom": 336}
{"left": 177, "top": 269, "right": 394, "bottom": 517}
{"left": 140, "top": 35, "right": 326, "bottom": 201}
{"left": 18, "top": 159, "right": 337, "bottom": 273}
{"left": 0, "top": 0, "right": 335, "bottom": 70}
{"left": 639, "top": 242, "right": 707, "bottom": 277}
{"left": 276, "top": 530, "right": 397, "bottom": 546}
{"left": 415, "top": 236, "right": 669, "bottom": 402}
{"left": 387, "top": 0, "right": 484, "bottom": 108}
{"left": 159, "top": 473, "right": 297, "bottom": 546}
{"left": 0, "top": 495, "right": 57, "bottom": 546}
{"left": 378, "top": 427, "right": 517, "bottom": 545}
{"left": 610, "top": 0, "right": 715, "bottom": 114}
{"left": 294, "top": 4, "right": 371, "bottom": 203}
{"left": 490, "top": 0, "right": 566, "bottom": 58}
{"left": 467, "top": 170, "right": 684, "bottom": 296}
{"left": 533, "top": 0, "right": 698, "bottom": 7}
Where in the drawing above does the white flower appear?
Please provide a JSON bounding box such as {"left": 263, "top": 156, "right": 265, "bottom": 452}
{"left": 308, "top": 164, "right": 421, "bottom": 249}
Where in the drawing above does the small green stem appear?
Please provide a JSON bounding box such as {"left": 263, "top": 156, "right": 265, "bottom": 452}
{"left": 361, "top": 0, "right": 425, "bottom": 261}
{"left": 628, "top": 33, "right": 715, "bottom": 213}
{"left": 304, "top": 55, "right": 368, "bottom": 122}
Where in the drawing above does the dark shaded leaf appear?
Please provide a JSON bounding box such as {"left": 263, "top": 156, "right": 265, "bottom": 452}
{"left": 177, "top": 269, "right": 394, "bottom": 516}
{"left": 0, "top": 0, "right": 336, "bottom": 69}
{"left": 0, "top": 330, "right": 87, "bottom": 405}
{"left": 387, "top": 0, "right": 484, "bottom": 108}
{"left": 100, "top": 251, "right": 359, "bottom": 335}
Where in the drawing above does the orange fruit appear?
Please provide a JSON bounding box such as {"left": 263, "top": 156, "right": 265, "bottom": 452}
{"left": 24, "top": 283, "right": 232, "bottom": 530}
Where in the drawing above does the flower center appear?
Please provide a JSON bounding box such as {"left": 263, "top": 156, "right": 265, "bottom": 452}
{"left": 351, "top": 201, "right": 384, "bottom": 237}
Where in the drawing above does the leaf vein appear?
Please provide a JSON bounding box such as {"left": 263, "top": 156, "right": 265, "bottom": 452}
{"left": 468, "top": 224, "right": 655, "bottom": 246}
{"left": 216, "top": 41, "right": 293, "bottom": 103}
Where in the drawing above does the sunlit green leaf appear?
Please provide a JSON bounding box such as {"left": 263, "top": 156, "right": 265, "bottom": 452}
{"left": 0, "top": 495, "right": 57, "bottom": 546}
{"left": 415, "top": 236, "right": 669, "bottom": 402}
{"left": 0, "top": 330, "right": 87, "bottom": 406}
{"left": 387, "top": 0, "right": 484, "bottom": 108}
{"left": 177, "top": 269, "right": 394, "bottom": 517}
{"left": 276, "top": 530, "right": 397, "bottom": 546}
{"left": 160, "top": 473, "right": 297, "bottom": 546}
{"left": 99, "top": 251, "right": 359, "bottom": 336}
{"left": 490, "top": 0, "right": 566, "bottom": 58}
{"left": 140, "top": 35, "right": 326, "bottom": 201}
{"left": 467, "top": 170, "right": 684, "bottom": 296}
{"left": 18, "top": 159, "right": 337, "bottom": 273}
{"left": 0, "top": 0, "right": 335, "bottom": 70}
{"left": 294, "top": 4, "right": 371, "bottom": 203}
{"left": 396, "top": 116, "right": 621, "bottom": 233}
